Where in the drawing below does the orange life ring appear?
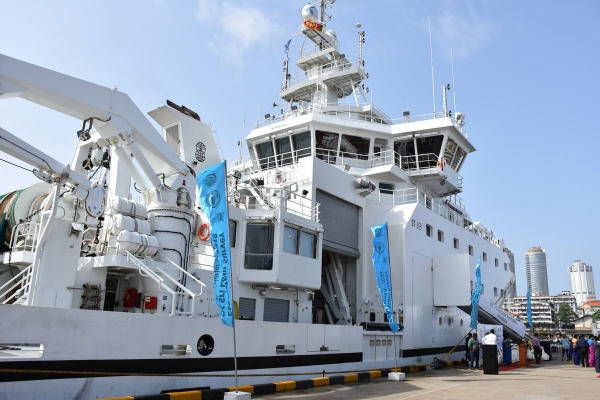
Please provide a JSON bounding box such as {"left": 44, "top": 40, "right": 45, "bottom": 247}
{"left": 198, "top": 222, "right": 210, "bottom": 241}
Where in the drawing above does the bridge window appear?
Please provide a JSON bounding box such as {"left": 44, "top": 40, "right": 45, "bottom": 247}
{"left": 416, "top": 135, "right": 444, "bottom": 169}
{"left": 340, "top": 134, "right": 369, "bottom": 160}
{"left": 244, "top": 222, "right": 274, "bottom": 270}
{"left": 379, "top": 183, "right": 394, "bottom": 195}
{"left": 275, "top": 136, "right": 293, "bottom": 166}
{"left": 292, "top": 131, "right": 311, "bottom": 161}
{"left": 283, "top": 225, "right": 317, "bottom": 259}
{"left": 316, "top": 130, "right": 339, "bottom": 163}
{"left": 256, "top": 141, "right": 275, "bottom": 170}
{"left": 452, "top": 147, "right": 467, "bottom": 171}
{"left": 394, "top": 139, "right": 416, "bottom": 170}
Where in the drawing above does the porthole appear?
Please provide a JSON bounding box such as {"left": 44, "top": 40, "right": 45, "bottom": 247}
{"left": 197, "top": 334, "right": 214, "bottom": 356}
{"left": 438, "top": 317, "right": 442, "bottom": 325}
{"left": 460, "top": 319, "right": 463, "bottom": 326}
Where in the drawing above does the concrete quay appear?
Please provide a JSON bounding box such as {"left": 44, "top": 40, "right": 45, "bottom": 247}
{"left": 257, "top": 359, "right": 599, "bottom": 400}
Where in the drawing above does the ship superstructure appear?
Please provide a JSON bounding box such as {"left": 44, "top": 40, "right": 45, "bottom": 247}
{"left": 0, "top": 2, "right": 518, "bottom": 399}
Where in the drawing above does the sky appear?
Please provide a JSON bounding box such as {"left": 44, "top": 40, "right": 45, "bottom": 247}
{"left": 1, "top": 0, "right": 599, "bottom": 297}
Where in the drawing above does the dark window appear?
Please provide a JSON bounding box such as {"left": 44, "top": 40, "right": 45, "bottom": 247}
{"left": 469, "top": 245, "right": 473, "bottom": 256}
{"left": 373, "top": 146, "right": 382, "bottom": 157}
{"left": 495, "top": 258, "right": 499, "bottom": 267}
{"left": 229, "top": 220, "right": 237, "bottom": 247}
{"left": 244, "top": 222, "right": 274, "bottom": 270}
{"left": 416, "top": 135, "right": 444, "bottom": 169}
{"left": 437, "top": 230, "right": 444, "bottom": 242}
{"left": 379, "top": 183, "right": 394, "bottom": 195}
{"left": 453, "top": 238, "right": 459, "bottom": 249}
{"left": 292, "top": 131, "right": 311, "bottom": 161}
{"left": 275, "top": 136, "right": 293, "bottom": 166}
{"left": 483, "top": 252, "right": 487, "bottom": 262}
{"left": 256, "top": 141, "right": 275, "bottom": 170}
{"left": 394, "top": 139, "right": 416, "bottom": 170}
{"left": 340, "top": 134, "right": 369, "bottom": 160}
{"left": 504, "top": 263, "right": 508, "bottom": 271}
{"left": 426, "top": 224, "right": 432, "bottom": 237}
{"left": 315, "top": 130, "right": 339, "bottom": 163}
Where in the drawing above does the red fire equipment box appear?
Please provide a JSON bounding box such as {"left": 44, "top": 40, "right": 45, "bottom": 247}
{"left": 123, "top": 288, "right": 138, "bottom": 308}
{"left": 144, "top": 296, "right": 158, "bottom": 310}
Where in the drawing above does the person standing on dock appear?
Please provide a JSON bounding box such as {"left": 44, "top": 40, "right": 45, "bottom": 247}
{"left": 576, "top": 335, "right": 589, "bottom": 368}
{"left": 531, "top": 333, "right": 542, "bottom": 364}
{"left": 502, "top": 337, "right": 512, "bottom": 365}
{"left": 465, "top": 333, "right": 472, "bottom": 364}
{"left": 560, "top": 334, "right": 570, "bottom": 361}
{"left": 468, "top": 333, "right": 480, "bottom": 370}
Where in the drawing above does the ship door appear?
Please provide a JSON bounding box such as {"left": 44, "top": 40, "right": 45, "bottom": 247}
{"left": 412, "top": 253, "right": 434, "bottom": 347}
{"left": 103, "top": 276, "right": 119, "bottom": 311}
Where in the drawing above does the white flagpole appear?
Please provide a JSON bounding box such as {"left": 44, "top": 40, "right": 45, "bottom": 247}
{"left": 386, "top": 227, "right": 398, "bottom": 371}
{"left": 224, "top": 160, "right": 239, "bottom": 392}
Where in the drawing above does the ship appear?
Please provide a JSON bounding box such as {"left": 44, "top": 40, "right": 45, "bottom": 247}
{"left": 0, "top": 2, "right": 519, "bottom": 399}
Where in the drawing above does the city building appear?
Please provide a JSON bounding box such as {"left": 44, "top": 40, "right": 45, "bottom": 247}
{"left": 581, "top": 300, "right": 600, "bottom": 315}
{"left": 568, "top": 260, "right": 596, "bottom": 305}
{"left": 505, "top": 248, "right": 517, "bottom": 297}
{"left": 525, "top": 246, "right": 549, "bottom": 296}
{"left": 502, "top": 292, "right": 577, "bottom": 329}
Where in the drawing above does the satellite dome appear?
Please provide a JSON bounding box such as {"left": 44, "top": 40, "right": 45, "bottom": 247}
{"left": 301, "top": 4, "right": 319, "bottom": 22}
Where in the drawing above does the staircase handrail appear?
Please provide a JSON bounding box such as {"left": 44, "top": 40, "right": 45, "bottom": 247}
{"left": 158, "top": 252, "right": 206, "bottom": 294}
{"left": 0, "top": 265, "right": 32, "bottom": 304}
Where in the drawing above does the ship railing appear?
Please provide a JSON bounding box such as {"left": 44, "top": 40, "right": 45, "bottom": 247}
{"left": 158, "top": 252, "right": 206, "bottom": 295}
{"left": 124, "top": 250, "right": 196, "bottom": 316}
{"left": 282, "top": 56, "right": 364, "bottom": 91}
{"left": 0, "top": 264, "right": 32, "bottom": 305}
{"left": 9, "top": 222, "right": 40, "bottom": 252}
{"left": 234, "top": 184, "right": 319, "bottom": 222}
{"left": 298, "top": 41, "right": 338, "bottom": 58}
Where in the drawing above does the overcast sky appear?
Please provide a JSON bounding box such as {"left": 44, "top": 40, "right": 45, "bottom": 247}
{"left": 1, "top": 0, "right": 599, "bottom": 297}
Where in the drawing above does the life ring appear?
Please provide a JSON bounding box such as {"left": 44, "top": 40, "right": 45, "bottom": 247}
{"left": 436, "top": 158, "right": 446, "bottom": 171}
{"left": 198, "top": 222, "right": 210, "bottom": 241}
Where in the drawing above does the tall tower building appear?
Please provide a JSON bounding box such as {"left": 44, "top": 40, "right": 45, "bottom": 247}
{"left": 505, "top": 248, "right": 517, "bottom": 297}
{"left": 568, "top": 260, "right": 595, "bottom": 305}
{"left": 525, "top": 246, "right": 549, "bottom": 296}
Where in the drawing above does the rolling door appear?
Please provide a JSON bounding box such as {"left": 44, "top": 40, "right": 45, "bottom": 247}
{"left": 263, "top": 298, "right": 289, "bottom": 322}
{"left": 316, "top": 190, "right": 360, "bottom": 257}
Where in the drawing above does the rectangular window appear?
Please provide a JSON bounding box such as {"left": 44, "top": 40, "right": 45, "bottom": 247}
{"left": 340, "top": 134, "right": 369, "bottom": 160}
{"left": 504, "top": 262, "right": 508, "bottom": 271}
{"left": 483, "top": 252, "right": 487, "bottom": 262}
{"left": 292, "top": 131, "right": 311, "bottom": 161}
{"left": 275, "top": 136, "right": 293, "bottom": 166}
{"left": 469, "top": 245, "right": 473, "bottom": 256}
{"left": 394, "top": 139, "right": 416, "bottom": 170}
{"left": 315, "top": 130, "right": 339, "bottom": 163}
{"left": 256, "top": 141, "right": 276, "bottom": 170}
{"left": 283, "top": 225, "right": 317, "bottom": 259}
{"left": 426, "top": 224, "right": 432, "bottom": 238}
{"left": 481, "top": 284, "right": 484, "bottom": 294}
{"left": 229, "top": 220, "right": 237, "bottom": 247}
{"left": 453, "top": 238, "right": 459, "bottom": 249}
{"left": 495, "top": 258, "right": 499, "bottom": 267}
{"left": 244, "top": 222, "right": 275, "bottom": 270}
{"left": 437, "top": 230, "right": 444, "bottom": 242}
{"left": 379, "top": 183, "right": 394, "bottom": 195}
{"left": 494, "top": 287, "right": 498, "bottom": 296}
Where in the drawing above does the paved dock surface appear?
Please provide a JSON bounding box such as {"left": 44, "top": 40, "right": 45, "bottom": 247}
{"left": 257, "top": 359, "right": 599, "bottom": 399}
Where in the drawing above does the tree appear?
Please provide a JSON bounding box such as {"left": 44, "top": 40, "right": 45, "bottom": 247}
{"left": 555, "top": 303, "right": 578, "bottom": 325}
{"left": 592, "top": 309, "right": 600, "bottom": 322}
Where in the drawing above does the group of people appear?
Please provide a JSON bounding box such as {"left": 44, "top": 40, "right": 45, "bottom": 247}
{"left": 465, "top": 329, "right": 508, "bottom": 370}
{"left": 559, "top": 334, "right": 600, "bottom": 372}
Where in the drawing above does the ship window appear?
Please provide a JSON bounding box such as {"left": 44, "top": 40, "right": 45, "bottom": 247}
{"left": 292, "top": 131, "right": 311, "bottom": 161}
{"left": 283, "top": 225, "right": 317, "bottom": 259}
{"left": 469, "top": 245, "right": 473, "bottom": 256}
{"left": 160, "top": 344, "right": 192, "bottom": 357}
{"left": 443, "top": 138, "right": 457, "bottom": 163}
{"left": 453, "top": 238, "right": 459, "bottom": 249}
{"left": 483, "top": 252, "right": 487, "bottom": 262}
{"left": 416, "top": 135, "right": 444, "bottom": 169}
{"left": 316, "top": 130, "right": 339, "bottom": 163}
{"left": 340, "top": 134, "right": 369, "bottom": 160}
{"left": 244, "top": 222, "right": 274, "bottom": 270}
{"left": 452, "top": 147, "right": 467, "bottom": 171}
{"left": 379, "top": 183, "right": 394, "bottom": 195}
{"left": 437, "top": 230, "right": 444, "bottom": 243}
{"left": 229, "top": 220, "right": 237, "bottom": 247}
{"left": 426, "top": 224, "right": 432, "bottom": 237}
{"left": 494, "top": 287, "right": 498, "bottom": 296}
{"left": 275, "top": 136, "right": 293, "bottom": 166}
{"left": 256, "top": 141, "right": 276, "bottom": 170}
{"left": 394, "top": 139, "right": 416, "bottom": 170}
{"left": 373, "top": 146, "right": 382, "bottom": 157}
{"left": 495, "top": 258, "right": 499, "bottom": 267}
{"left": 504, "top": 262, "right": 508, "bottom": 271}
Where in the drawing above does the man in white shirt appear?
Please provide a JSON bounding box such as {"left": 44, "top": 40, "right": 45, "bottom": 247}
{"left": 482, "top": 329, "right": 497, "bottom": 345}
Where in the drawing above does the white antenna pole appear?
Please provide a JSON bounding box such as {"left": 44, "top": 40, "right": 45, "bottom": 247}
{"left": 428, "top": 17, "right": 436, "bottom": 114}
{"left": 451, "top": 47, "right": 457, "bottom": 113}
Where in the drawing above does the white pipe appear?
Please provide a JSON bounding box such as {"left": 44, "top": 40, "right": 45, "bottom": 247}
{"left": 113, "top": 146, "right": 151, "bottom": 191}
{"left": 126, "top": 141, "right": 162, "bottom": 188}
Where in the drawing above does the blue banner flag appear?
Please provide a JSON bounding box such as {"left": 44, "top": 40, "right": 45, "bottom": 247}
{"left": 469, "top": 257, "right": 482, "bottom": 330}
{"left": 526, "top": 289, "right": 534, "bottom": 332}
{"left": 196, "top": 161, "right": 233, "bottom": 328}
{"left": 371, "top": 223, "right": 400, "bottom": 333}
{"left": 284, "top": 38, "right": 292, "bottom": 52}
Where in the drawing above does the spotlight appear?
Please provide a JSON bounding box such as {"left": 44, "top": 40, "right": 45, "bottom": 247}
{"left": 264, "top": 114, "right": 271, "bottom": 119}
{"left": 301, "top": 189, "right": 309, "bottom": 197}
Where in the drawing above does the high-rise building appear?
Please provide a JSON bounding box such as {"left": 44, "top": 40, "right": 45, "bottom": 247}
{"left": 505, "top": 248, "right": 517, "bottom": 297}
{"left": 568, "top": 260, "right": 595, "bottom": 305}
{"left": 525, "top": 246, "right": 549, "bottom": 296}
